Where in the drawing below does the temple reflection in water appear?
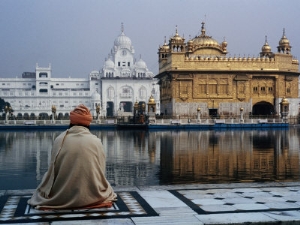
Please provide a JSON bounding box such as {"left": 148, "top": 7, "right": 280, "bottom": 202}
{"left": 0, "top": 128, "right": 299, "bottom": 189}
{"left": 159, "top": 129, "right": 299, "bottom": 184}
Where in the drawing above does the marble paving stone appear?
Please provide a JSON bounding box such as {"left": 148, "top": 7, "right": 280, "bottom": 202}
{"left": 232, "top": 203, "right": 270, "bottom": 211}
{"left": 264, "top": 201, "right": 300, "bottom": 209}
{"left": 282, "top": 195, "right": 300, "bottom": 202}
{"left": 131, "top": 214, "right": 203, "bottom": 225}
{"left": 240, "top": 191, "right": 273, "bottom": 198}
{"left": 231, "top": 188, "right": 263, "bottom": 193}
{"left": 154, "top": 206, "right": 196, "bottom": 216}
{"left": 212, "top": 192, "right": 241, "bottom": 199}
{"left": 137, "top": 190, "right": 186, "bottom": 208}
{"left": 251, "top": 196, "right": 287, "bottom": 203}
{"left": 222, "top": 197, "right": 256, "bottom": 204}
{"left": 52, "top": 218, "right": 135, "bottom": 225}
{"left": 200, "top": 204, "right": 236, "bottom": 212}
{"left": 263, "top": 210, "right": 300, "bottom": 222}
{"left": 192, "top": 198, "right": 226, "bottom": 206}
{"left": 195, "top": 212, "right": 276, "bottom": 224}
{"left": 260, "top": 187, "right": 291, "bottom": 193}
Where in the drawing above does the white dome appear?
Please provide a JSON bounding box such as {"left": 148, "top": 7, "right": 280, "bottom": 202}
{"left": 114, "top": 32, "right": 132, "bottom": 48}
{"left": 136, "top": 58, "right": 147, "bottom": 68}
{"left": 104, "top": 58, "right": 114, "bottom": 68}
{"left": 90, "top": 70, "right": 99, "bottom": 74}
{"left": 92, "top": 91, "right": 100, "bottom": 100}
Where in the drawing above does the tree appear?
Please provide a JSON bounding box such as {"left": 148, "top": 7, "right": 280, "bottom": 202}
{"left": 0, "top": 98, "right": 11, "bottom": 113}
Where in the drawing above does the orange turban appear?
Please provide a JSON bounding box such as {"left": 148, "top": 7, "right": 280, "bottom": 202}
{"left": 70, "top": 104, "right": 93, "bottom": 126}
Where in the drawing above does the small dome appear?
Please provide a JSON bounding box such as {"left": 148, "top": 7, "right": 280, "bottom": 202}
{"left": 170, "top": 26, "right": 184, "bottom": 42}
{"left": 279, "top": 35, "right": 290, "bottom": 47}
{"left": 114, "top": 30, "right": 132, "bottom": 48}
{"left": 262, "top": 38, "right": 272, "bottom": 53}
{"left": 114, "top": 33, "right": 131, "bottom": 47}
{"left": 188, "top": 39, "right": 194, "bottom": 45}
{"left": 90, "top": 70, "right": 99, "bottom": 74}
{"left": 148, "top": 95, "right": 155, "bottom": 104}
{"left": 281, "top": 97, "right": 289, "bottom": 105}
{"left": 104, "top": 58, "right": 114, "bottom": 68}
{"left": 278, "top": 28, "right": 290, "bottom": 47}
{"left": 92, "top": 91, "right": 100, "bottom": 101}
{"left": 136, "top": 58, "right": 147, "bottom": 68}
{"left": 192, "top": 22, "right": 220, "bottom": 46}
{"left": 161, "top": 44, "right": 169, "bottom": 50}
{"left": 160, "top": 36, "right": 170, "bottom": 50}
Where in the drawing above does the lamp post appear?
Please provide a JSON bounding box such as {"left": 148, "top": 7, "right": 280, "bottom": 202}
{"left": 51, "top": 105, "right": 56, "bottom": 124}
{"left": 240, "top": 107, "right": 244, "bottom": 123}
{"left": 147, "top": 95, "right": 156, "bottom": 124}
{"left": 134, "top": 100, "right": 139, "bottom": 124}
{"left": 197, "top": 107, "right": 201, "bottom": 123}
{"left": 280, "top": 97, "right": 289, "bottom": 123}
{"left": 96, "top": 103, "right": 100, "bottom": 123}
{"left": 4, "top": 106, "right": 12, "bottom": 124}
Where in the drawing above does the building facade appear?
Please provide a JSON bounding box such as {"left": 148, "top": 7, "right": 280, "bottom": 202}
{"left": 0, "top": 26, "right": 159, "bottom": 119}
{"left": 0, "top": 63, "right": 101, "bottom": 119}
{"left": 99, "top": 25, "right": 160, "bottom": 117}
{"left": 156, "top": 22, "right": 300, "bottom": 118}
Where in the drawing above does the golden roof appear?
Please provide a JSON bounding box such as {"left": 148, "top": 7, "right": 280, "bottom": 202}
{"left": 148, "top": 95, "right": 155, "bottom": 104}
{"left": 192, "top": 22, "right": 219, "bottom": 46}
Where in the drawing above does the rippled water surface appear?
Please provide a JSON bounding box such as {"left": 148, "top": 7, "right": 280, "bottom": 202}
{"left": 0, "top": 127, "right": 299, "bottom": 190}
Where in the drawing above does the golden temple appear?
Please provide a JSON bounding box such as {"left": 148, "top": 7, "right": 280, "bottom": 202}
{"left": 156, "top": 22, "right": 299, "bottom": 118}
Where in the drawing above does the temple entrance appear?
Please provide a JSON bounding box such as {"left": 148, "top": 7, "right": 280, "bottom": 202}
{"left": 119, "top": 101, "right": 133, "bottom": 112}
{"left": 209, "top": 108, "right": 218, "bottom": 118}
{"left": 252, "top": 101, "right": 275, "bottom": 115}
{"left": 106, "top": 102, "right": 114, "bottom": 117}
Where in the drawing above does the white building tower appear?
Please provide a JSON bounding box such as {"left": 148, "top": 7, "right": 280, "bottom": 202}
{"left": 100, "top": 24, "right": 160, "bottom": 117}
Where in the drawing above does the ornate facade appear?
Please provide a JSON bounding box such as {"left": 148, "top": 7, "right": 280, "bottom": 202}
{"left": 0, "top": 25, "right": 160, "bottom": 119}
{"left": 99, "top": 25, "right": 160, "bottom": 117}
{"left": 156, "top": 23, "right": 300, "bottom": 117}
{"left": 0, "top": 63, "right": 101, "bottom": 119}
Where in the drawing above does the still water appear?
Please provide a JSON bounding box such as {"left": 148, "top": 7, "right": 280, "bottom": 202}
{"left": 0, "top": 128, "right": 299, "bottom": 190}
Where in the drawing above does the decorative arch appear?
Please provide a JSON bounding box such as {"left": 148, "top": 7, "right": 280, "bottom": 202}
{"left": 138, "top": 86, "right": 147, "bottom": 99}
{"left": 252, "top": 101, "right": 275, "bottom": 115}
{"left": 107, "top": 86, "right": 115, "bottom": 100}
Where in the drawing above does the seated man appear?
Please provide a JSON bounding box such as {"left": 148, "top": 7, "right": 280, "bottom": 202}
{"left": 28, "top": 104, "right": 117, "bottom": 209}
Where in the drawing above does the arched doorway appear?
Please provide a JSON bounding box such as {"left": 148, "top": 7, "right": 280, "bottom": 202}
{"left": 106, "top": 102, "right": 114, "bottom": 117}
{"left": 252, "top": 101, "right": 275, "bottom": 116}
{"left": 119, "top": 101, "right": 133, "bottom": 112}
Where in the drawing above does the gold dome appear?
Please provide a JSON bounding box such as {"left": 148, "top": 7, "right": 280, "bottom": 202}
{"left": 281, "top": 97, "right": 289, "bottom": 104}
{"left": 148, "top": 95, "right": 155, "bottom": 104}
{"left": 262, "top": 39, "right": 271, "bottom": 52}
{"left": 279, "top": 29, "right": 290, "bottom": 47}
{"left": 192, "top": 22, "right": 219, "bottom": 46}
{"left": 170, "top": 26, "right": 184, "bottom": 43}
{"left": 160, "top": 36, "right": 169, "bottom": 50}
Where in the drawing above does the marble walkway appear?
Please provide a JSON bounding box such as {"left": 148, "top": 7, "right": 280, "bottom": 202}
{"left": 1, "top": 181, "right": 300, "bottom": 224}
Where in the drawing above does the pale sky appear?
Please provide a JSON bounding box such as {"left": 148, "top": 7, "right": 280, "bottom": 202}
{"left": 0, "top": 0, "right": 299, "bottom": 78}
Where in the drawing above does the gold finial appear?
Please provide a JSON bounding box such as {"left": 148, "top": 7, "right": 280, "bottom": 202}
{"left": 201, "top": 21, "right": 205, "bottom": 36}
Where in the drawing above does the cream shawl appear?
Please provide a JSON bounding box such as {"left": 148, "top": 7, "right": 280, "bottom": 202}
{"left": 28, "top": 126, "right": 117, "bottom": 209}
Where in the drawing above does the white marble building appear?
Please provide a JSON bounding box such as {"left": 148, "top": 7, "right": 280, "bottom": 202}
{"left": 0, "top": 26, "right": 160, "bottom": 119}
{"left": 99, "top": 26, "right": 160, "bottom": 117}
{"left": 0, "top": 63, "right": 101, "bottom": 119}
